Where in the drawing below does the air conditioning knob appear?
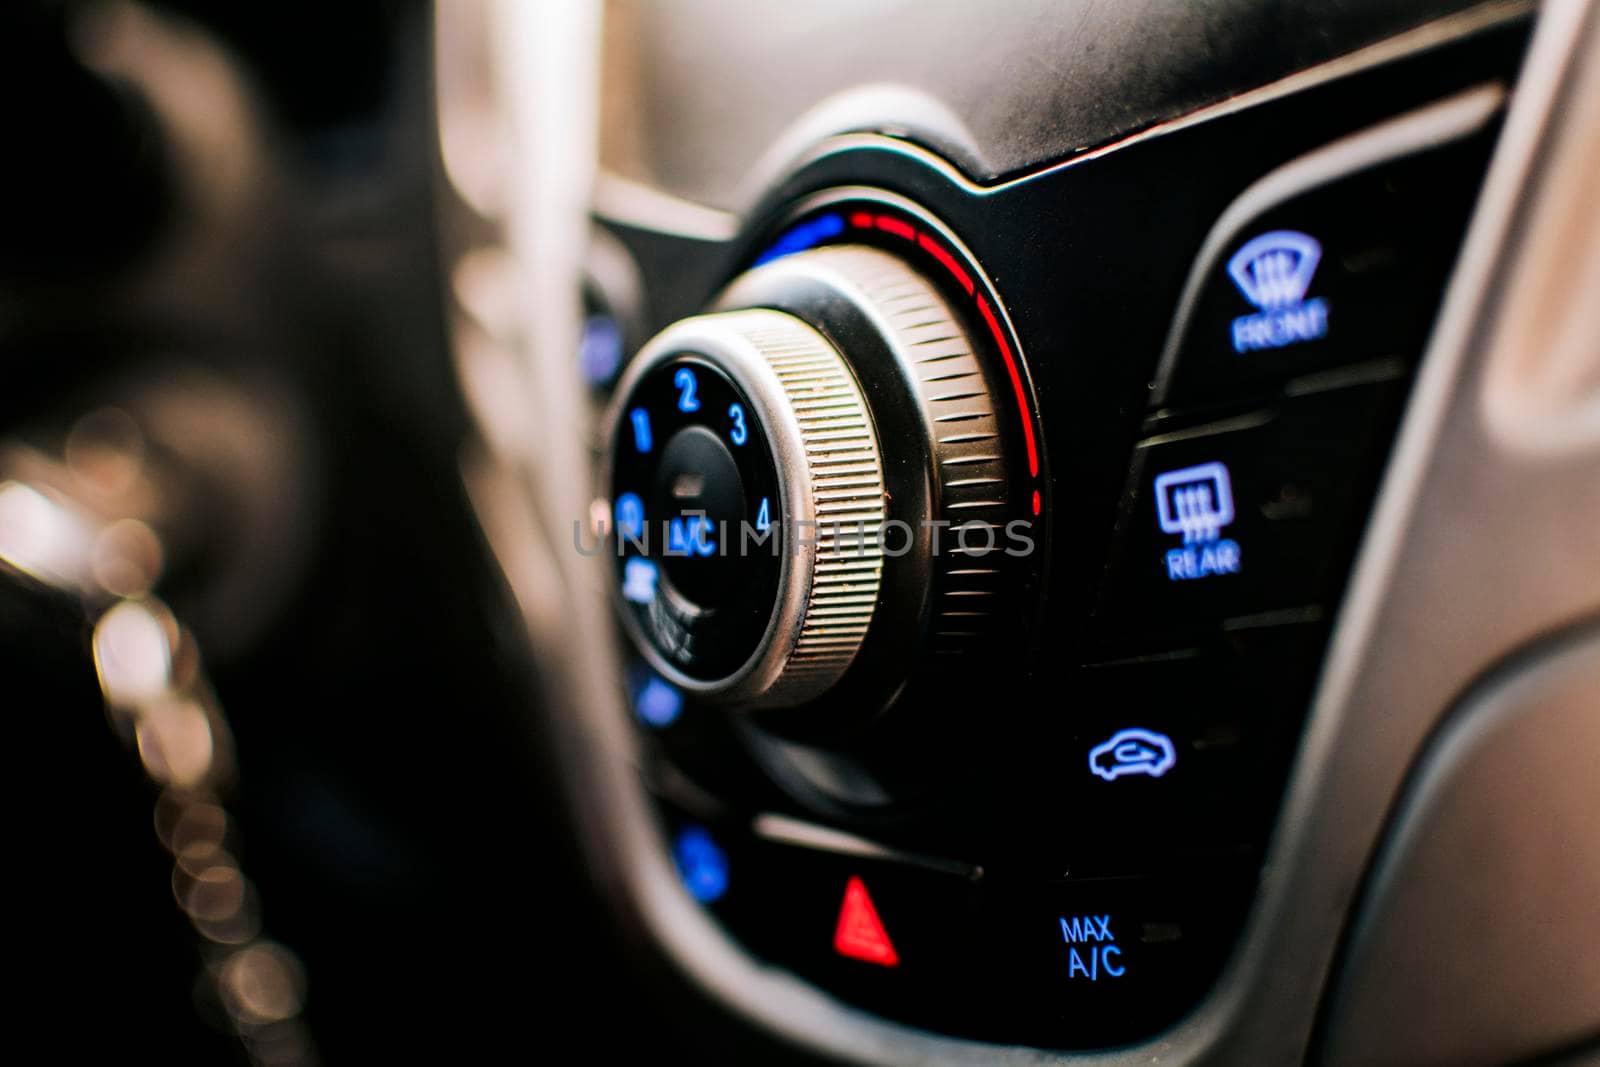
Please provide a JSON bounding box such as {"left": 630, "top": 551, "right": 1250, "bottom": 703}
{"left": 605, "top": 246, "right": 1020, "bottom": 717}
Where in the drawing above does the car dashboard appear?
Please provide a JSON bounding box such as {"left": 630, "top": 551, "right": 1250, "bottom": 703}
{"left": 4, "top": 1, "right": 1600, "bottom": 1064}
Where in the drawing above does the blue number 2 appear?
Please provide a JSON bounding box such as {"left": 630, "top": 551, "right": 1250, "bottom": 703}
{"left": 729, "top": 403, "right": 748, "bottom": 446}
{"left": 675, "top": 368, "right": 700, "bottom": 412}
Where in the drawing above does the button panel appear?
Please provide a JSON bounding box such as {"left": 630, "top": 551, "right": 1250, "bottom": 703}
{"left": 975, "top": 869, "right": 1257, "bottom": 1047}
{"left": 612, "top": 77, "right": 1509, "bottom": 1053}
{"left": 1097, "top": 378, "right": 1408, "bottom": 648}
{"left": 1036, "top": 625, "right": 1326, "bottom": 874}
{"left": 1154, "top": 128, "right": 1495, "bottom": 410}
{"left": 663, "top": 811, "right": 1259, "bottom": 1047}
{"left": 669, "top": 817, "right": 986, "bottom": 1034}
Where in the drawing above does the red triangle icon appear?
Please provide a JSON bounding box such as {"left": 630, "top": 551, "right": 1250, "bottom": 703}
{"left": 833, "top": 876, "right": 899, "bottom": 967}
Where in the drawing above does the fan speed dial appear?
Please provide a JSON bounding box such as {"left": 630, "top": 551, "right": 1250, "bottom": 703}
{"left": 606, "top": 244, "right": 1027, "bottom": 720}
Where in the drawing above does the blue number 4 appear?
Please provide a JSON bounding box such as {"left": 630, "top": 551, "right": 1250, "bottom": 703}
{"left": 675, "top": 368, "right": 701, "bottom": 412}
{"left": 729, "top": 403, "right": 748, "bottom": 446}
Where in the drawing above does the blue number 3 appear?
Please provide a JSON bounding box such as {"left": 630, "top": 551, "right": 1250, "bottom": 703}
{"left": 729, "top": 403, "right": 748, "bottom": 446}
{"left": 675, "top": 368, "right": 700, "bottom": 412}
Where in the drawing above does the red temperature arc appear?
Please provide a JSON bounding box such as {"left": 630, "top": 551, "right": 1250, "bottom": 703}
{"left": 844, "top": 210, "right": 1042, "bottom": 514}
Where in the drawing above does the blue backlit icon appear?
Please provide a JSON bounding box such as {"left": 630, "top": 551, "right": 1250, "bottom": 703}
{"left": 614, "top": 492, "right": 645, "bottom": 541}
{"left": 1156, "top": 461, "right": 1235, "bottom": 543}
{"left": 635, "top": 674, "right": 683, "bottom": 728}
{"left": 668, "top": 514, "right": 717, "bottom": 557}
{"left": 674, "top": 367, "right": 701, "bottom": 412}
{"left": 629, "top": 407, "right": 653, "bottom": 453}
{"left": 1226, "top": 229, "right": 1329, "bottom": 353}
{"left": 1061, "top": 914, "right": 1126, "bottom": 980}
{"left": 1154, "top": 461, "right": 1241, "bottom": 581}
{"left": 579, "top": 314, "right": 623, "bottom": 385}
{"left": 673, "top": 826, "right": 730, "bottom": 904}
{"left": 622, "top": 557, "right": 658, "bottom": 603}
{"left": 1089, "top": 728, "right": 1177, "bottom": 781}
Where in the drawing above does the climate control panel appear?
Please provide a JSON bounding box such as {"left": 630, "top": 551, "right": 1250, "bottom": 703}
{"left": 585, "top": 24, "right": 1518, "bottom": 1052}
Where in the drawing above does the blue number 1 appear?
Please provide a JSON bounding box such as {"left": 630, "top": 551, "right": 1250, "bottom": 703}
{"left": 729, "top": 403, "right": 748, "bottom": 446}
{"left": 675, "top": 368, "right": 700, "bottom": 412}
{"left": 630, "top": 408, "right": 653, "bottom": 453}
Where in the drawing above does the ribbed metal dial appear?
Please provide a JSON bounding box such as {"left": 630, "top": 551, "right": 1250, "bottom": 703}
{"left": 737, "top": 311, "right": 887, "bottom": 704}
{"left": 605, "top": 308, "right": 885, "bottom": 710}
{"left": 717, "top": 246, "right": 1012, "bottom": 659}
{"left": 609, "top": 241, "right": 1023, "bottom": 720}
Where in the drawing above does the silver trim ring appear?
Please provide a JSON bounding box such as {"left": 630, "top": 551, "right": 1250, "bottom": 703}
{"left": 605, "top": 308, "right": 886, "bottom": 709}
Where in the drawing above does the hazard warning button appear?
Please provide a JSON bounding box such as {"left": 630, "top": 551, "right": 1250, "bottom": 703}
{"left": 692, "top": 828, "right": 982, "bottom": 1033}
{"left": 833, "top": 876, "right": 900, "bottom": 967}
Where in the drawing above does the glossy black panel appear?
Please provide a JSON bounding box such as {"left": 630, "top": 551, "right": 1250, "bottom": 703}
{"left": 600, "top": 0, "right": 1509, "bottom": 212}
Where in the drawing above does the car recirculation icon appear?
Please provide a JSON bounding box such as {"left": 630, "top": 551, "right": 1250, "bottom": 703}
{"left": 1088, "top": 728, "right": 1178, "bottom": 781}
